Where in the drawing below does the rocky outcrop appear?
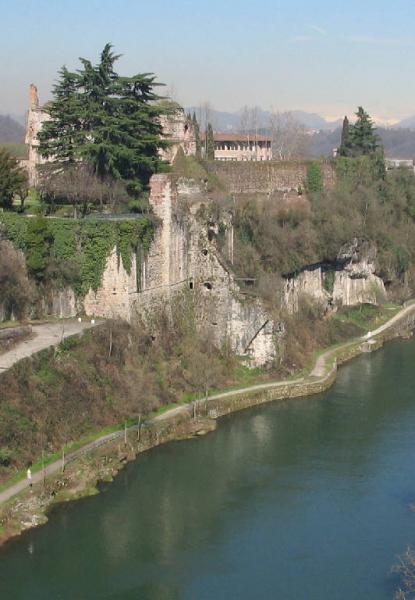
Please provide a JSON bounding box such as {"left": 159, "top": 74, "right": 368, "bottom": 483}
{"left": 284, "top": 238, "right": 386, "bottom": 312}
{"left": 82, "top": 174, "right": 277, "bottom": 367}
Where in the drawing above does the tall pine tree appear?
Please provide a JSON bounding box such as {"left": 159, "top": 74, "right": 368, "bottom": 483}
{"left": 38, "top": 44, "right": 168, "bottom": 195}
{"left": 37, "top": 67, "right": 83, "bottom": 165}
{"left": 349, "top": 107, "right": 380, "bottom": 156}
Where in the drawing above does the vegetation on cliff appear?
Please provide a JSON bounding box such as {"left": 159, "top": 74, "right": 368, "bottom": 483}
{"left": 0, "top": 292, "right": 238, "bottom": 482}
{"left": 227, "top": 157, "right": 415, "bottom": 299}
{"left": 0, "top": 148, "right": 27, "bottom": 210}
{"left": 0, "top": 213, "right": 155, "bottom": 314}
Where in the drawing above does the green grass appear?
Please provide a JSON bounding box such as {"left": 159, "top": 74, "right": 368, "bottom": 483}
{"left": 330, "top": 303, "right": 401, "bottom": 332}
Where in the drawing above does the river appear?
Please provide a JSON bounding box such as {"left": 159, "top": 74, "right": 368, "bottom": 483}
{"left": 2, "top": 337, "right": 415, "bottom": 599}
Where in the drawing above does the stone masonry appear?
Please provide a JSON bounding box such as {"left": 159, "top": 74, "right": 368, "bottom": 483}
{"left": 24, "top": 87, "right": 196, "bottom": 185}
{"left": 84, "top": 174, "right": 277, "bottom": 366}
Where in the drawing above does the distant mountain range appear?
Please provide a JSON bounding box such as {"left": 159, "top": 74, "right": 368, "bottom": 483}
{"left": 186, "top": 106, "right": 415, "bottom": 133}
{"left": 2, "top": 109, "right": 415, "bottom": 159}
{"left": 186, "top": 106, "right": 338, "bottom": 131}
{"left": 186, "top": 106, "right": 415, "bottom": 158}
{"left": 310, "top": 127, "right": 415, "bottom": 159}
{"left": 0, "top": 115, "right": 25, "bottom": 144}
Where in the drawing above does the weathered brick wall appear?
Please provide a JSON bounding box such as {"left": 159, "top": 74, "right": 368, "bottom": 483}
{"left": 210, "top": 160, "right": 335, "bottom": 194}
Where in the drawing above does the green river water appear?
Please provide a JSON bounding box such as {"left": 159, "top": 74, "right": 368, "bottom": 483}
{"left": 2, "top": 337, "right": 415, "bottom": 599}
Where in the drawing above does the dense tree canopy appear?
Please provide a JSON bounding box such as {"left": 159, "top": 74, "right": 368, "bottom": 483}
{"left": 350, "top": 107, "right": 380, "bottom": 156}
{"left": 38, "top": 44, "right": 168, "bottom": 196}
{"left": 338, "top": 107, "right": 381, "bottom": 159}
{"left": 0, "top": 148, "right": 27, "bottom": 209}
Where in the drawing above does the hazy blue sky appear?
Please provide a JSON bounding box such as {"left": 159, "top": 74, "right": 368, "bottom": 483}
{"left": 2, "top": 0, "right": 415, "bottom": 122}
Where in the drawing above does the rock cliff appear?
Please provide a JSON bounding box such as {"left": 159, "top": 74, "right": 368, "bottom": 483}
{"left": 83, "top": 174, "right": 277, "bottom": 367}
{"left": 284, "top": 238, "right": 386, "bottom": 312}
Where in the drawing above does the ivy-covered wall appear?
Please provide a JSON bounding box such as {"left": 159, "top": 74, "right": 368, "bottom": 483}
{"left": 0, "top": 213, "right": 156, "bottom": 296}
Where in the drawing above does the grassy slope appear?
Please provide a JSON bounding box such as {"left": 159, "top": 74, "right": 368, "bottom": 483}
{"left": 0, "top": 303, "right": 396, "bottom": 485}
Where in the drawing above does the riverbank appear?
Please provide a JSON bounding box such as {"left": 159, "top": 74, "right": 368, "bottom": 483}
{"left": 1, "top": 301, "right": 415, "bottom": 546}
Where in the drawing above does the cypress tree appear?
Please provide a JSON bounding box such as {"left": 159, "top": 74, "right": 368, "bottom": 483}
{"left": 338, "top": 116, "right": 351, "bottom": 157}
{"left": 192, "top": 112, "right": 202, "bottom": 160}
{"left": 206, "top": 122, "right": 215, "bottom": 160}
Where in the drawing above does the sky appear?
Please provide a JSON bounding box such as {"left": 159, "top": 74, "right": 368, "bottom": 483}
{"left": 2, "top": 0, "right": 415, "bottom": 122}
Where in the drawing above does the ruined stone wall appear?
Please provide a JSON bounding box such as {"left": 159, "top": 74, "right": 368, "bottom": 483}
{"left": 83, "top": 249, "right": 138, "bottom": 320}
{"left": 25, "top": 84, "right": 50, "bottom": 186}
{"left": 80, "top": 174, "right": 277, "bottom": 366}
{"left": 210, "top": 160, "right": 335, "bottom": 194}
{"left": 159, "top": 108, "right": 197, "bottom": 163}
{"left": 24, "top": 87, "right": 196, "bottom": 185}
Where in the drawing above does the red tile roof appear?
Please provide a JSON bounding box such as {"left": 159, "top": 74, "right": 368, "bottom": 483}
{"left": 201, "top": 132, "right": 272, "bottom": 143}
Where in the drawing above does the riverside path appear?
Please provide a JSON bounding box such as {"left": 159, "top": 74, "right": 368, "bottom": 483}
{"left": 1, "top": 302, "right": 415, "bottom": 505}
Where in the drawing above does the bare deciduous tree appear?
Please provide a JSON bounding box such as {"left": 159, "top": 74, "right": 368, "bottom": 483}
{"left": 0, "top": 240, "right": 34, "bottom": 320}
{"left": 269, "top": 110, "right": 310, "bottom": 160}
{"left": 38, "top": 164, "right": 129, "bottom": 217}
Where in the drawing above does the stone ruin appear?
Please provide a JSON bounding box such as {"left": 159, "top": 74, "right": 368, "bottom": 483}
{"left": 24, "top": 85, "right": 197, "bottom": 185}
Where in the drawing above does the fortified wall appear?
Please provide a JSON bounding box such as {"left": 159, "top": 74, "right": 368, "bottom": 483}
{"left": 84, "top": 174, "right": 277, "bottom": 366}
{"left": 210, "top": 160, "right": 335, "bottom": 195}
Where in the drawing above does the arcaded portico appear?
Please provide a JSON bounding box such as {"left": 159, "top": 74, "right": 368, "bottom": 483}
{"left": 213, "top": 133, "right": 272, "bottom": 161}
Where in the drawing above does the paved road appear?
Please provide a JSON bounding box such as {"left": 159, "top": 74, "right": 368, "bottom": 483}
{"left": 0, "top": 321, "right": 97, "bottom": 372}
{"left": 1, "top": 302, "right": 415, "bottom": 506}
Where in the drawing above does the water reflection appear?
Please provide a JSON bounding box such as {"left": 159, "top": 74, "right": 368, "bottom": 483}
{"left": 1, "top": 339, "right": 415, "bottom": 599}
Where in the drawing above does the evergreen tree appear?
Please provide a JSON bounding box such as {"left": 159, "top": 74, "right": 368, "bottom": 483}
{"left": 192, "top": 112, "right": 202, "bottom": 160}
{"left": 349, "top": 107, "right": 380, "bottom": 157}
{"left": 0, "top": 149, "right": 28, "bottom": 209}
{"left": 37, "top": 67, "right": 83, "bottom": 165}
{"left": 306, "top": 161, "right": 323, "bottom": 193}
{"left": 38, "top": 44, "right": 167, "bottom": 195}
{"left": 206, "top": 122, "right": 215, "bottom": 160}
{"left": 338, "top": 116, "right": 351, "bottom": 157}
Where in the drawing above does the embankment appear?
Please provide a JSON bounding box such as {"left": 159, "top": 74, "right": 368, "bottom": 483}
{"left": 1, "top": 302, "right": 415, "bottom": 546}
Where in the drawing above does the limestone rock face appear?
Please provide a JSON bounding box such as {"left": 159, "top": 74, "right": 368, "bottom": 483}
{"left": 284, "top": 238, "right": 386, "bottom": 312}
{"left": 80, "top": 174, "right": 277, "bottom": 367}
{"left": 48, "top": 288, "right": 77, "bottom": 319}
{"left": 84, "top": 249, "right": 138, "bottom": 321}
{"left": 336, "top": 238, "right": 377, "bottom": 278}
{"left": 284, "top": 267, "right": 329, "bottom": 312}
{"left": 332, "top": 239, "right": 385, "bottom": 306}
